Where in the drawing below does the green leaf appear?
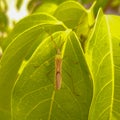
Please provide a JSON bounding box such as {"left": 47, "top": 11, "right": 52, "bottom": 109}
{"left": 34, "top": 2, "right": 58, "bottom": 15}
{"left": 75, "top": 2, "right": 95, "bottom": 50}
{"left": 2, "top": 13, "right": 65, "bottom": 50}
{"left": 85, "top": 9, "right": 120, "bottom": 119}
{"left": 27, "top": 0, "right": 78, "bottom": 13}
{"left": 12, "top": 30, "right": 93, "bottom": 120}
{"left": 107, "top": 15, "right": 120, "bottom": 119}
{"left": 0, "top": 13, "right": 65, "bottom": 119}
{"left": 54, "top": 1, "right": 87, "bottom": 29}
{"left": 54, "top": 1, "right": 93, "bottom": 51}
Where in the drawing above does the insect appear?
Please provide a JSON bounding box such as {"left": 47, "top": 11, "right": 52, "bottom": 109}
{"left": 50, "top": 34, "right": 64, "bottom": 90}
{"left": 55, "top": 49, "right": 62, "bottom": 90}
{"left": 42, "top": 28, "right": 64, "bottom": 90}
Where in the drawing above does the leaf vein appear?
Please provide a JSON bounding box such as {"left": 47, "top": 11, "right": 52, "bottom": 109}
{"left": 25, "top": 98, "right": 51, "bottom": 119}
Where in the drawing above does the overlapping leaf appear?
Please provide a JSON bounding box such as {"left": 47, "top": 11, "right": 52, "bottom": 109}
{"left": 85, "top": 9, "right": 120, "bottom": 120}
{"left": 54, "top": 1, "right": 87, "bottom": 29}
{"left": 12, "top": 30, "right": 93, "bottom": 120}
{"left": 0, "top": 13, "right": 65, "bottom": 119}
{"left": 107, "top": 15, "right": 120, "bottom": 119}
{"left": 2, "top": 13, "right": 65, "bottom": 50}
{"left": 54, "top": 1, "right": 95, "bottom": 52}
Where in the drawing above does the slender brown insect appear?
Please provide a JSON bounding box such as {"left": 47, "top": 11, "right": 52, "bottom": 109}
{"left": 55, "top": 49, "right": 62, "bottom": 90}
{"left": 49, "top": 34, "right": 64, "bottom": 90}
{"left": 43, "top": 28, "right": 64, "bottom": 90}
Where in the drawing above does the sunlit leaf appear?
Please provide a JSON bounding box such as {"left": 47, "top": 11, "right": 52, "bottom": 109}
{"left": 0, "top": 13, "right": 65, "bottom": 119}
{"left": 54, "top": 1, "right": 87, "bottom": 29}
{"left": 27, "top": 0, "right": 78, "bottom": 13}
{"left": 107, "top": 15, "right": 120, "bottom": 119}
{"left": 34, "top": 2, "right": 58, "bottom": 15}
{"left": 85, "top": 9, "right": 120, "bottom": 120}
{"left": 12, "top": 30, "right": 93, "bottom": 120}
{"left": 2, "top": 13, "right": 65, "bottom": 50}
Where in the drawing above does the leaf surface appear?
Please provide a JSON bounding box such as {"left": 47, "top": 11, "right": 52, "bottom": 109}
{"left": 107, "top": 15, "right": 120, "bottom": 119}
{"left": 12, "top": 30, "right": 93, "bottom": 120}
{"left": 54, "top": 1, "right": 87, "bottom": 29}
{"left": 0, "top": 13, "right": 65, "bottom": 119}
{"left": 2, "top": 13, "right": 64, "bottom": 50}
{"left": 86, "top": 9, "right": 120, "bottom": 120}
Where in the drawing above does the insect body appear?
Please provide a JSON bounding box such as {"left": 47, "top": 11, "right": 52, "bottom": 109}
{"left": 42, "top": 28, "right": 65, "bottom": 90}
{"left": 55, "top": 49, "right": 62, "bottom": 90}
